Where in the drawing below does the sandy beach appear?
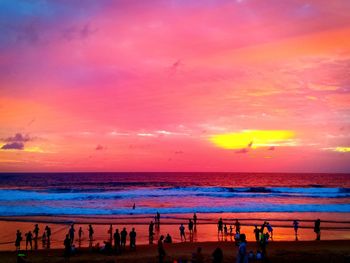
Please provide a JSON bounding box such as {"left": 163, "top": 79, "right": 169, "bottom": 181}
{"left": 1, "top": 240, "right": 350, "bottom": 263}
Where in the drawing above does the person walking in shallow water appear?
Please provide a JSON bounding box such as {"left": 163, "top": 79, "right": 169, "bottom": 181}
{"left": 33, "top": 224, "right": 39, "bottom": 240}
{"left": 114, "top": 229, "right": 120, "bottom": 252}
{"left": 314, "top": 219, "right": 321, "bottom": 240}
{"left": 88, "top": 224, "right": 94, "bottom": 241}
{"left": 78, "top": 227, "right": 83, "bottom": 243}
{"left": 121, "top": 227, "right": 127, "bottom": 248}
{"left": 129, "top": 228, "right": 136, "bottom": 249}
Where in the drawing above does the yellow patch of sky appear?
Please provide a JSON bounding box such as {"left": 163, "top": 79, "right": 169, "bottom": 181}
{"left": 210, "top": 130, "right": 295, "bottom": 150}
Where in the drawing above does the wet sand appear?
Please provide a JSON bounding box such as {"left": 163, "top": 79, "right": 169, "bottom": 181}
{"left": 1, "top": 240, "right": 350, "bottom": 263}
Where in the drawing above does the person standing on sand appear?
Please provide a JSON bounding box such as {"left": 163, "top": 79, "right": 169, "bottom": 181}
{"left": 158, "top": 235, "right": 166, "bottom": 263}
{"left": 217, "top": 218, "right": 223, "bottom": 235}
{"left": 88, "top": 224, "right": 94, "bottom": 241}
{"left": 121, "top": 227, "right": 127, "bottom": 248}
{"left": 254, "top": 225, "right": 260, "bottom": 243}
{"left": 293, "top": 220, "right": 299, "bottom": 240}
{"left": 25, "top": 231, "right": 33, "bottom": 251}
{"left": 234, "top": 219, "right": 241, "bottom": 234}
{"left": 212, "top": 247, "right": 223, "bottom": 263}
{"left": 63, "top": 234, "right": 71, "bottom": 261}
{"left": 108, "top": 224, "right": 113, "bottom": 243}
{"left": 129, "top": 228, "right": 136, "bottom": 249}
{"left": 69, "top": 224, "right": 75, "bottom": 244}
{"left": 179, "top": 223, "right": 186, "bottom": 241}
{"left": 78, "top": 227, "right": 83, "bottom": 242}
{"left": 33, "top": 224, "right": 39, "bottom": 240}
{"left": 266, "top": 222, "right": 273, "bottom": 240}
{"left": 15, "top": 230, "right": 22, "bottom": 251}
{"left": 156, "top": 211, "right": 161, "bottom": 225}
{"left": 314, "top": 219, "right": 321, "bottom": 240}
{"left": 193, "top": 213, "right": 198, "bottom": 227}
{"left": 189, "top": 219, "right": 194, "bottom": 235}
{"left": 113, "top": 229, "right": 120, "bottom": 252}
{"left": 45, "top": 226, "right": 51, "bottom": 248}
{"left": 236, "top": 234, "right": 248, "bottom": 263}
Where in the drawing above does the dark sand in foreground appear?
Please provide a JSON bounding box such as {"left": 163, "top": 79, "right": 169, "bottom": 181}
{"left": 2, "top": 240, "right": 350, "bottom": 263}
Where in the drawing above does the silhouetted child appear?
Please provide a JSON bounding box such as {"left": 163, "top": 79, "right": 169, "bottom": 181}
{"left": 25, "top": 231, "right": 33, "bottom": 251}
{"left": 15, "top": 230, "right": 22, "bottom": 251}
{"left": 129, "top": 228, "right": 136, "bottom": 249}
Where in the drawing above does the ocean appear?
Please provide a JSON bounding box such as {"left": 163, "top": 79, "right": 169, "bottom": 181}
{"left": 0, "top": 172, "right": 350, "bottom": 216}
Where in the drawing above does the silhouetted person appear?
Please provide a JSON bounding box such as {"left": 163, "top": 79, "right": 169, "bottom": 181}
{"left": 88, "top": 224, "right": 94, "bottom": 241}
{"left": 234, "top": 219, "right": 241, "bottom": 234}
{"left": 212, "top": 247, "right": 223, "bottom": 263}
{"left": 230, "top": 225, "right": 233, "bottom": 236}
{"left": 45, "top": 226, "right": 51, "bottom": 244}
{"left": 33, "top": 224, "right": 39, "bottom": 240}
{"left": 179, "top": 223, "right": 186, "bottom": 241}
{"left": 129, "top": 228, "right": 136, "bottom": 249}
{"left": 192, "top": 247, "right": 204, "bottom": 263}
{"left": 42, "top": 232, "right": 47, "bottom": 248}
{"left": 293, "top": 220, "right": 299, "bottom": 241}
{"left": 217, "top": 218, "right": 223, "bottom": 235}
{"left": 156, "top": 212, "right": 160, "bottom": 225}
{"left": 164, "top": 233, "right": 172, "bottom": 243}
{"left": 236, "top": 234, "right": 247, "bottom": 263}
{"left": 254, "top": 225, "right": 260, "bottom": 243}
{"left": 193, "top": 213, "right": 198, "bottom": 227}
{"left": 314, "top": 219, "right": 321, "bottom": 240}
{"left": 78, "top": 227, "right": 83, "bottom": 242}
{"left": 266, "top": 222, "right": 273, "bottom": 240}
{"left": 189, "top": 219, "right": 194, "bottom": 234}
{"left": 149, "top": 221, "right": 154, "bottom": 243}
{"left": 121, "top": 227, "right": 127, "bottom": 248}
{"left": 69, "top": 224, "right": 75, "bottom": 244}
{"left": 113, "top": 229, "right": 120, "bottom": 252}
{"left": 260, "top": 233, "right": 269, "bottom": 259}
{"left": 25, "top": 231, "right": 33, "bottom": 251}
{"left": 15, "top": 230, "right": 22, "bottom": 251}
{"left": 224, "top": 224, "right": 228, "bottom": 236}
{"left": 64, "top": 234, "right": 71, "bottom": 261}
{"left": 108, "top": 224, "right": 113, "bottom": 243}
{"left": 132, "top": 203, "right": 136, "bottom": 209}
{"left": 158, "top": 235, "right": 166, "bottom": 263}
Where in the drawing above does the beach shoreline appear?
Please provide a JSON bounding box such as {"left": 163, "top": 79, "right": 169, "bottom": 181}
{"left": 2, "top": 240, "right": 350, "bottom": 262}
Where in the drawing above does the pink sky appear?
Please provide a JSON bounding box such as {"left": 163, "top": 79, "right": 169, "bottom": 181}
{"left": 0, "top": 0, "right": 350, "bottom": 172}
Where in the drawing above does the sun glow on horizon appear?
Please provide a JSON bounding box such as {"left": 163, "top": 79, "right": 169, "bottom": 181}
{"left": 210, "top": 130, "right": 296, "bottom": 150}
